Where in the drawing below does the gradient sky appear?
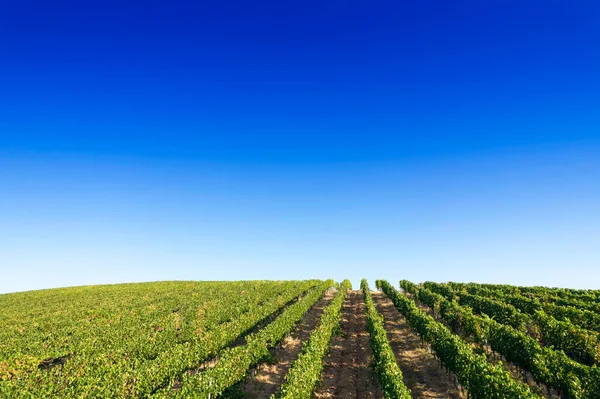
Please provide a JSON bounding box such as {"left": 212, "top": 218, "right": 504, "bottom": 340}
{"left": 1, "top": 0, "right": 599, "bottom": 294}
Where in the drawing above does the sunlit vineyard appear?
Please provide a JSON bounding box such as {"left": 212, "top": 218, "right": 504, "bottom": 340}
{"left": 1, "top": 280, "right": 599, "bottom": 398}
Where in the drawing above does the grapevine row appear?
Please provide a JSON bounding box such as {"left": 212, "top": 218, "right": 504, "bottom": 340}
{"left": 152, "top": 280, "right": 333, "bottom": 398}
{"left": 377, "top": 280, "right": 541, "bottom": 399}
{"left": 471, "top": 283, "right": 600, "bottom": 309}
{"left": 449, "top": 282, "right": 600, "bottom": 333}
{"left": 277, "top": 280, "right": 352, "bottom": 399}
{"left": 1, "top": 280, "right": 320, "bottom": 398}
{"left": 134, "top": 281, "right": 319, "bottom": 396}
{"left": 408, "top": 281, "right": 600, "bottom": 399}
{"left": 362, "top": 279, "right": 412, "bottom": 399}
{"left": 134, "top": 280, "right": 319, "bottom": 397}
{"left": 424, "top": 281, "right": 600, "bottom": 366}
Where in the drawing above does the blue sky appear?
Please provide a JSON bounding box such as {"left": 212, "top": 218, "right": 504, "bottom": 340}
{"left": 1, "top": 0, "right": 599, "bottom": 293}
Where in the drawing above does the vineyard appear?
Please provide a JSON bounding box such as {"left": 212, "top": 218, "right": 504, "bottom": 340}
{"left": 1, "top": 280, "right": 599, "bottom": 398}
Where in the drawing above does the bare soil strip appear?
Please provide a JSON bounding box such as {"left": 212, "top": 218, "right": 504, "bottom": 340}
{"left": 239, "top": 289, "right": 336, "bottom": 399}
{"left": 314, "top": 290, "right": 383, "bottom": 399}
{"left": 371, "top": 291, "right": 463, "bottom": 399}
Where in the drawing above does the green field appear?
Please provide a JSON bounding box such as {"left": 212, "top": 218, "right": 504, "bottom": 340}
{"left": 1, "top": 280, "right": 599, "bottom": 398}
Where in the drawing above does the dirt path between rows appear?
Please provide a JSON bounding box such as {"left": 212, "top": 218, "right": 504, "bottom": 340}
{"left": 314, "top": 290, "right": 382, "bottom": 399}
{"left": 371, "top": 291, "right": 463, "bottom": 399}
{"left": 240, "top": 289, "right": 336, "bottom": 398}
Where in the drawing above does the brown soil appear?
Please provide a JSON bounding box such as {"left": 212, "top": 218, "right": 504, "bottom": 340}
{"left": 314, "top": 290, "right": 383, "bottom": 399}
{"left": 240, "top": 289, "right": 336, "bottom": 398}
{"left": 371, "top": 291, "right": 463, "bottom": 399}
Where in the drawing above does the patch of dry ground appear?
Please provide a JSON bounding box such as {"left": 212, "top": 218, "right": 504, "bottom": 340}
{"left": 314, "top": 290, "right": 382, "bottom": 399}
{"left": 240, "top": 289, "right": 336, "bottom": 398}
{"left": 371, "top": 291, "right": 463, "bottom": 399}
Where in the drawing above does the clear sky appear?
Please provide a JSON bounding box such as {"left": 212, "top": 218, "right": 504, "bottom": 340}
{"left": 1, "top": 0, "right": 599, "bottom": 294}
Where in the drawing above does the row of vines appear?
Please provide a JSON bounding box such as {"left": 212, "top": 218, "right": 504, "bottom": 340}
{"left": 2, "top": 278, "right": 599, "bottom": 398}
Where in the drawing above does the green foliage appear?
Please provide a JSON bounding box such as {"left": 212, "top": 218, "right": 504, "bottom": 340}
{"left": 157, "top": 280, "right": 334, "bottom": 398}
{"left": 363, "top": 279, "right": 412, "bottom": 399}
{"left": 464, "top": 283, "right": 600, "bottom": 312}
{"left": 450, "top": 282, "right": 600, "bottom": 333}
{"left": 0, "top": 280, "right": 324, "bottom": 398}
{"left": 2, "top": 278, "right": 599, "bottom": 399}
{"left": 417, "top": 282, "right": 600, "bottom": 399}
{"left": 429, "top": 282, "right": 600, "bottom": 366}
{"left": 398, "top": 279, "right": 418, "bottom": 295}
{"left": 377, "top": 280, "right": 540, "bottom": 399}
{"left": 277, "top": 279, "right": 352, "bottom": 399}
